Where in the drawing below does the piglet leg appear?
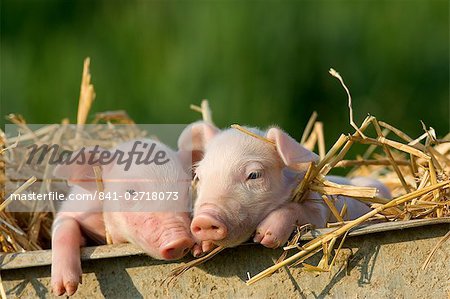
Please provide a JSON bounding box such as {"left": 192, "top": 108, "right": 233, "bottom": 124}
{"left": 253, "top": 203, "right": 298, "bottom": 248}
{"left": 254, "top": 200, "right": 328, "bottom": 248}
{"left": 51, "top": 216, "right": 85, "bottom": 296}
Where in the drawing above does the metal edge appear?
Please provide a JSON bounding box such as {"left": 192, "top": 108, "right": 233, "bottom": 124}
{"left": 1, "top": 217, "right": 449, "bottom": 270}
{"left": 299, "top": 217, "right": 450, "bottom": 240}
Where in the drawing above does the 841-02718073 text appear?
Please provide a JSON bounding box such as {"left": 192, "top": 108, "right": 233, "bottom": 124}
{"left": 9, "top": 191, "right": 179, "bottom": 201}
{"left": 92, "top": 191, "right": 179, "bottom": 201}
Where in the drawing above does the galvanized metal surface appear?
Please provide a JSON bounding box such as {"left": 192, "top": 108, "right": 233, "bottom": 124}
{"left": 1, "top": 218, "right": 448, "bottom": 271}
{"left": 2, "top": 221, "right": 449, "bottom": 298}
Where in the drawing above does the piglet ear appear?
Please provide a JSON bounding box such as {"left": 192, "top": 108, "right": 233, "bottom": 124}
{"left": 53, "top": 147, "right": 110, "bottom": 191}
{"left": 177, "top": 121, "right": 220, "bottom": 164}
{"left": 176, "top": 150, "right": 196, "bottom": 178}
{"left": 266, "top": 127, "right": 319, "bottom": 169}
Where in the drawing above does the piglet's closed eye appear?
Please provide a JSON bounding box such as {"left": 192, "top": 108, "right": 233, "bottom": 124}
{"left": 266, "top": 127, "right": 319, "bottom": 169}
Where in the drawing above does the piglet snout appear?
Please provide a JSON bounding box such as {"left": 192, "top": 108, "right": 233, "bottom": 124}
{"left": 160, "top": 237, "right": 194, "bottom": 260}
{"left": 191, "top": 214, "right": 228, "bottom": 241}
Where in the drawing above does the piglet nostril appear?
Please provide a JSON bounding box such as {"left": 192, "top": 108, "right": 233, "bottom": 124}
{"left": 160, "top": 237, "right": 194, "bottom": 260}
{"left": 192, "top": 225, "right": 202, "bottom": 233}
{"left": 164, "top": 248, "right": 176, "bottom": 258}
{"left": 191, "top": 214, "right": 228, "bottom": 241}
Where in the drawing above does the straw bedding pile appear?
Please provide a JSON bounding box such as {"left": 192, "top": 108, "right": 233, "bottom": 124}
{"left": 0, "top": 58, "right": 146, "bottom": 253}
{"left": 0, "top": 59, "right": 448, "bottom": 285}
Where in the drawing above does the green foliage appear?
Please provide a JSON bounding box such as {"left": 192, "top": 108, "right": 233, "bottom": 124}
{"left": 1, "top": 0, "right": 448, "bottom": 147}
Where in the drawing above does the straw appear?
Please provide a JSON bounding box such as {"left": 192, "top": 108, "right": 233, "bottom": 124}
{"left": 300, "top": 111, "right": 318, "bottom": 144}
{"left": 190, "top": 99, "right": 214, "bottom": 124}
{"left": 315, "top": 122, "right": 326, "bottom": 160}
{"left": 0, "top": 176, "right": 37, "bottom": 212}
{"left": 165, "top": 246, "right": 225, "bottom": 283}
{"left": 231, "top": 124, "right": 276, "bottom": 146}
{"left": 322, "top": 195, "right": 344, "bottom": 223}
{"left": 76, "top": 57, "right": 96, "bottom": 139}
{"left": 2, "top": 61, "right": 449, "bottom": 290}
{"left": 329, "top": 68, "right": 366, "bottom": 138}
{"left": 421, "top": 230, "right": 450, "bottom": 270}
{"left": 0, "top": 271, "right": 7, "bottom": 299}
{"left": 246, "top": 181, "right": 449, "bottom": 285}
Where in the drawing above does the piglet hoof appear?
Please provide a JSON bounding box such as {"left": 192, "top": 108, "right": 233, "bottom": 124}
{"left": 51, "top": 246, "right": 82, "bottom": 296}
{"left": 51, "top": 270, "right": 82, "bottom": 296}
{"left": 201, "top": 240, "right": 216, "bottom": 253}
{"left": 191, "top": 240, "right": 216, "bottom": 257}
{"left": 191, "top": 243, "right": 204, "bottom": 257}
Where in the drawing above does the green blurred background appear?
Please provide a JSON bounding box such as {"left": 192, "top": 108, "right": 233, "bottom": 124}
{"left": 1, "top": 0, "right": 449, "bottom": 149}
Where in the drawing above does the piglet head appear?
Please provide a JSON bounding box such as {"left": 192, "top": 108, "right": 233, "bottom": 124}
{"left": 53, "top": 140, "right": 195, "bottom": 260}
{"left": 179, "top": 122, "right": 319, "bottom": 248}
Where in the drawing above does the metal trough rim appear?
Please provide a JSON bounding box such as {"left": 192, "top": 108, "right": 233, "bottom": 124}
{"left": 1, "top": 217, "right": 449, "bottom": 270}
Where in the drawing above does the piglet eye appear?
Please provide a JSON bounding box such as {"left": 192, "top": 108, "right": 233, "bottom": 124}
{"left": 126, "top": 189, "right": 136, "bottom": 195}
{"left": 247, "top": 171, "right": 263, "bottom": 180}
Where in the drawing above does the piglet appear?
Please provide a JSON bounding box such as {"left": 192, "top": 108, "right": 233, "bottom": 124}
{"left": 178, "top": 122, "right": 391, "bottom": 249}
{"left": 51, "top": 139, "right": 194, "bottom": 296}
{"left": 253, "top": 175, "right": 391, "bottom": 248}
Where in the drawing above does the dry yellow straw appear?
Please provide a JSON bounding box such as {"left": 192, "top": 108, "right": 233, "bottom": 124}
{"left": 376, "top": 137, "right": 430, "bottom": 160}
{"left": 335, "top": 159, "right": 410, "bottom": 167}
{"left": 166, "top": 246, "right": 225, "bottom": 284}
{"left": 231, "top": 124, "right": 276, "bottom": 146}
{"left": 421, "top": 230, "right": 450, "bottom": 270}
{"left": 93, "top": 166, "right": 104, "bottom": 193}
{"left": 76, "top": 57, "right": 96, "bottom": 139}
{"left": 190, "top": 99, "right": 213, "bottom": 124}
{"left": 77, "top": 57, "right": 96, "bottom": 125}
{"left": 246, "top": 181, "right": 449, "bottom": 285}
{"left": 322, "top": 195, "right": 344, "bottom": 223}
{"left": 292, "top": 162, "right": 315, "bottom": 202}
{"left": 0, "top": 176, "right": 37, "bottom": 212}
{"left": 300, "top": 111, "right": 318, "bottom": 144}
{"left": 0, "top": 132, "right": 20, "bottom": 154}
{"left": 0, "top": 271, "right": 7, "bottom": 299}
{"left": 378, "top": 121, "right": 414, "bottom": 143}
{"left": 329, "top": 68, "right": 366, "bottom": 138}
{"left": 314, "top": 122, "right": 326, "bottom": 160}
{"left": 93, "top": 166, "right": 111, "bottom": 244}
{"left": 370, "top": 118, "right": 411, "bottom": 193}
{"left": 317, "top": 115, "right": 374, "bottom": 178}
